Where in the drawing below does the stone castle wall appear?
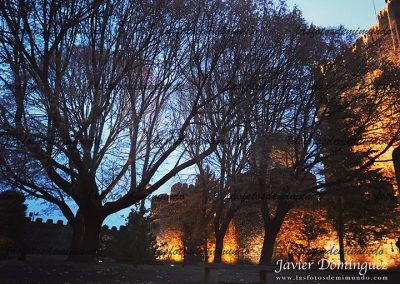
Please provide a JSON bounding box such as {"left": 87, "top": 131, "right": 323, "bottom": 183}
{"left": 20, "top": 217, "right": 124, "bottom": 254}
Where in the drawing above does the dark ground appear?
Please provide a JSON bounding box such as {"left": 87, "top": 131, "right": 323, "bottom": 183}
{"left": 0, "top": 255, "right": 399, "bottom": 284}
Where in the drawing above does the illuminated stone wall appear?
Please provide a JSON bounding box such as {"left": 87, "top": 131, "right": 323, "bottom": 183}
{"left": 351, "top": 0, "right": 400, "bottom": 192}
{"left": 152, "top": 189, "right": 400, "bottom": 267}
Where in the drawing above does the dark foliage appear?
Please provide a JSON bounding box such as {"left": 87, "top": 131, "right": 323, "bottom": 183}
{"left": 104, "top": 209, "right": 162, "bottom": 264}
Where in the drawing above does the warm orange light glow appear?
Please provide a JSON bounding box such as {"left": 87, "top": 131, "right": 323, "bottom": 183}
{"left": 207, "top": 222, "right": 239, "bottom": 263}
{"left": 274, "top": 209, "right": 400, "bottom": 268}
{"left": 156, "top": 224, "right": 239, "bottom": 263}
{"left": 156, "top": 230, "right": 183, "bottom": 262}
{"left": 366, "top": 239, "right": 400, "bottom": 268}
{"left": 221, "top": 223, "right": 238, "bottom": 264}
{"left": 155, "top": 211, "right": 400, "bottom": 268}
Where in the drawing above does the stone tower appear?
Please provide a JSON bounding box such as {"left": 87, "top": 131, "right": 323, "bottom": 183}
{"left": 373, "top": 0, "right": 400, "bottom": 50}
{"left": 386, "top": 0, "right": 400, "bottom": 49}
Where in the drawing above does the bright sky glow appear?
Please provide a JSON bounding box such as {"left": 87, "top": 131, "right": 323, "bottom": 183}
{"left": 286, "top": 0, "right": 386, "bottom": 30}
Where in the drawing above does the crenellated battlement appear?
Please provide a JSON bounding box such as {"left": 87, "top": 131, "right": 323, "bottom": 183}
{"left": 19, "top": 215, "right": 126, "bottom": 254}
{"left": 24, "top": 216, "right": 125, "bottom": 231}
{"left": 353, "top": 0, "right": 400, "bottom": 51}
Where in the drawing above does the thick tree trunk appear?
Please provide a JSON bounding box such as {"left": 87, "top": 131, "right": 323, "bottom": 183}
{"left": 393, "top": 146, "right": 400, "bottom": 190}
{"left": 213, "top": 215, "right": 234, "bottom": 263}
{"left": 204, "top": 235, "right": 208, "bottom": 262}
{"left": 68, "top": 210, "right": 104, "bottom": 262}
{"left": 336, "top": 195, "right": 346, "bottom": 264}
{"left": 259, "top": 202, "right": 291, "bottom": 265}
{"left": 213, "top": 231, "right": 224, "bottom": 263}
{"left": 259, "top": 228, "right": 280, "bottom": 265}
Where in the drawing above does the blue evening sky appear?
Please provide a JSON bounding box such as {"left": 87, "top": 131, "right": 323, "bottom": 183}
{"left": 26, "top": 0, "right": 388, "bottom": 227}
{"left": 286, "top": 0, "right": 386, "bottom": 29}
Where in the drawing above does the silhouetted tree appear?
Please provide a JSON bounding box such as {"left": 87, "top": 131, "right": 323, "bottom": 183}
{"left": 0, "top": 0, "right": 242, "bottom": 260}
{"left": 107, "top": 209, "right": 161, "bottom": 264}
{"left": 246, "top": 10, "right": 347, "bottom": 265}
{"left": 251, "top": 9, "right": 400, "bottom": 265}
{"left": 290, "top": 213, "right": 328, "bottom": 263}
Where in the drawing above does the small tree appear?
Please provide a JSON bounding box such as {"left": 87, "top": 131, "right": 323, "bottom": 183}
{"left": 322, "top": 172, "right": 398, "bottom": 263}
{"left": 107, "top": 209, "right": 161, "bottom": 264}
{"left": 290, "top": 213, "right": 328, "bottom": 263}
